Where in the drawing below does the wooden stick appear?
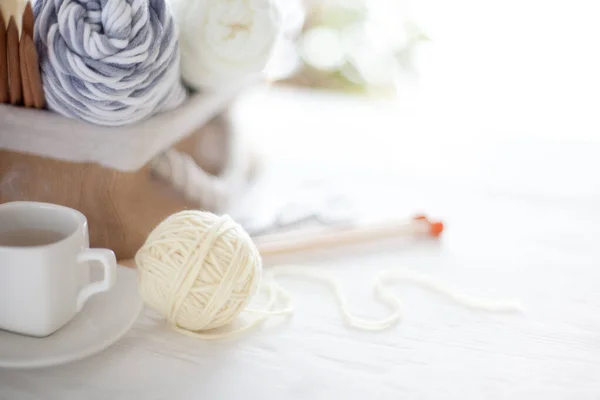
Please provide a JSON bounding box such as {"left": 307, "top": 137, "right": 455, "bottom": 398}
{"left": 7, "top": 16, "right": 22, "bottom": 105}
{"left": 20, "top": 36, "right": 32, "bottom": 106}
{"left": 21, "top": 2, "right": 32, "bottom": 37}
{"left": 0, "top": 10, "right": 9, "bottom": 103}
{"left": 20, "top": 1, "right": 33, "bottom": 107}
{"left": 255, "top": 216, "right": 444, "bottom": 257}
{"left": 23, "top": 34, "right": 44, "bottom": 109}
{"left": 121, "top": 216, "right": 444, "bottom": 266}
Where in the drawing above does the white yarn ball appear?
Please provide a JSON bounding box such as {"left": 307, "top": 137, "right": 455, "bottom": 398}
{"left": 135, "top": 210, "right": 262, "bottom": 332}
{"left": 170, "top": 0, "right": 282, "bottom": 89}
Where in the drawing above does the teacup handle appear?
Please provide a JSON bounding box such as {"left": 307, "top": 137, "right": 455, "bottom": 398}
{"left": 76, "top": 249, "right": 118, "bottom": 312}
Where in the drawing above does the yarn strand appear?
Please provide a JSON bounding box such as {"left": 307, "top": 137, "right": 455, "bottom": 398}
{"left": 266, "top": 266, "right": 523, "bottom": 332}
{"left": 164, "top": 266, "right": 523, "bottom": 339}
{"left": 374, "top": 270, "right": 524, "bottom": 313}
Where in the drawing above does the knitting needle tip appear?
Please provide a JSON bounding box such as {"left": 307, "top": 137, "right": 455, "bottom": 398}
{"left": 412, "top": 214, "right": 445, "bottom": 238}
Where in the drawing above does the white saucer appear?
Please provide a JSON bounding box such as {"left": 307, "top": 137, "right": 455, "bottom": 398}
{"left": 0, "top": 266, "right": 143, "bottom": 369}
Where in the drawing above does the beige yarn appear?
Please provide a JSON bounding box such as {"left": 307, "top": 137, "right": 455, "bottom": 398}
{"left": 136, "top": 211, "right": 522, "bottom": 340}
{"left": 135, "top": 210, "right": 291, "bottom": 339}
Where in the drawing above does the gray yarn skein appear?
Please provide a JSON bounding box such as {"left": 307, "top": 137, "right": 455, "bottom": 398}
{"left": 34, "top": 0, "right": 187, "bottom": 127}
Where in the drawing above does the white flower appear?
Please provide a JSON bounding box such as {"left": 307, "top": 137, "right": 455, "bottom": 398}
{"left": 171, "top": 0, "right": 282, "bottom": 90}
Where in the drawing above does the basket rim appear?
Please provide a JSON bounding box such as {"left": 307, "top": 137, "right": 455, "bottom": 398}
{"left": 0, "top": 80, "right": 253, "bottom": 172}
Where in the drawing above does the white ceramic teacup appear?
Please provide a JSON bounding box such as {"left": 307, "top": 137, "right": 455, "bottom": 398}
{"left": 0, "top": 201, "right": 117, "bottom": 337}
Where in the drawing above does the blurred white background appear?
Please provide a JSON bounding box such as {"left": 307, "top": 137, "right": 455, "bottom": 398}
{"left": 230, "top": 0, "right": 600, "bottom": 235}
{"left": 267, "top": 0, "right": 600, "bottom": 146}
{"left": 410, "top": 0, "right": 600, "bottom": 142}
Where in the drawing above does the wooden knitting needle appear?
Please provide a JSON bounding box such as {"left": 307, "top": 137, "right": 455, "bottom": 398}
{"left": 21, "top": 1, "right": 32, "bottom": 44}
{"left": 19, "top": 36, "right": 32, "bottom": 106}
{"left": 23, "top": 34, "right": 44, "bottom": 109}
{"left": 254, "top": 215, "right": 444, "bottom": 257}
{"left": 7, "top": 15, "right": 22, "bottom": 105}
{"left": 20, "top": 2, "right": 43, "bottom": 109}
{"left": 19, "top": 0, "right": 33, "bottom": 107}
{"left": 0, "top": 9, "right": 8, "bottom": 103}
{"left": 119, "top": 215, "right": 444, "bottom": 267}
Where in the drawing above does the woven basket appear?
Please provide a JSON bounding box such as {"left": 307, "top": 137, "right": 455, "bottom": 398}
{"left": 0, "top": 82, "right": 254, "bottom": 260}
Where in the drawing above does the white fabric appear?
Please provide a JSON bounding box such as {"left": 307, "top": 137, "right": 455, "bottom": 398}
{"left": 0, "top": 80, "right": 249, "bottom": 171}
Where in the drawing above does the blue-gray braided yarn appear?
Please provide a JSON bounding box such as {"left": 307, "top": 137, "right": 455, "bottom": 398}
{"left": 34, "top": 0, "right": 187, "bottom": 127}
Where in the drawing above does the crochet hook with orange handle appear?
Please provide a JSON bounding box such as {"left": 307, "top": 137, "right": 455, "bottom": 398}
{"left": 255, "top": 214, "right": 444, "bottom": 258}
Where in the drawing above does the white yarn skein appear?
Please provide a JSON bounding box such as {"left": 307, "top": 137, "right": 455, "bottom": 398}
{"left": 135, "top": 210, "right": 292, "bottom": 339}
{"left": 170, "top": 0, "right": 282, "bottom": 89}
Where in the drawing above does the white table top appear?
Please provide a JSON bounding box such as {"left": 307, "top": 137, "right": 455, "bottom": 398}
{"left": 3, "top": 0, "right": 600, "bottom": 395}
{"left": 2, "top": 86, "right": 599, "bottom": 399}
